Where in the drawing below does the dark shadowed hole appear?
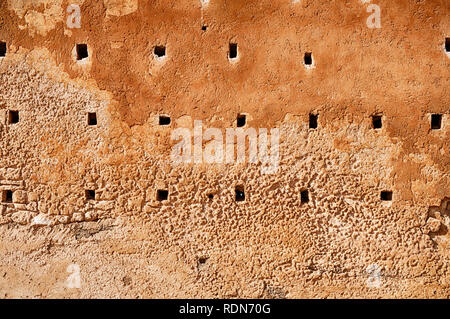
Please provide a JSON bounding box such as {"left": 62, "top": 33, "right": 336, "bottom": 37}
{"left": 88, "top": 112, "right": 97, "bottom": 126}
{"left": 301, "top": 190, "right": 309, "bottom": 203}
{"left": 229, "top": 43, "right": 238, "bottom": 59}
{"left": 431, "top": 114, "right": 442, "bottom": 130}
{"left": 0, "top": 42, "right": 6, "bottom": 57}
{"left": 2, "top": 190, "right": 13, "bottom": 203}
{"left": 235, "top": 185, "right": 245, "bottom": 202}
{"left": 380, "top": 191, "right": 392, "bottom": 201}
{"left": 157, "top": 189, "right": 168, "bottom": 201}
{"left": 304, "top": 52, "right": 312, "bottom": 65}
{"left": 202, "top": 25, "right": 207, "bottom": 31}
{"left": 198, "top": 257, "right": 208, "bottom": 265}
{"left": 76, "top": 44, "right": 88, "bottom": 60}
{"left": 8, "top": 110, "right": 19, "bottom": 124}
{"left": 237, "top": 114, "right": 246, "bottom": 127}
{"left": 309, "top": 114, "right": 318, "bottom": 129}
{"left": 154, "top": 45, "right": 166, "bottom": 57}
{"left": 159, "top": 115, "right": 171, "bottom": 125}
{"left": 207, "top": 193, "right": 214, "bottom": 200}
{"left": 372, "top": 115, "right": 382, "bottom": 129}
{"left": 446, "top": 38, "right": 450, "bottom": 52}
{"left": 85, "top": 189, "right": 95, "bottom": 201}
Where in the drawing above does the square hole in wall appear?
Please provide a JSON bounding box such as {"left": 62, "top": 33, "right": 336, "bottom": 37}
{"left": 0, "top": 41, "right": 6, "bottom": 57}
{"left": 159, "top": 115, "right": 171, "bottom": 125}
{"left": 8, "top": 110, "right": 19, "bottom": 124}
{"left": 157, "top": 189, "right": 168, "bottom": 201}
{"left": 76, "top": 44, "right": 88, "bottom": 60}
{"left": 2, "top": 190, "right": 13, "bottom": 203}
{"left": 237, "top": 114, "right": 246, "bottom": 127}
{"left": 380, "top": 191, "right": 392, "bottom": 201}
{"left": 229, "top": 43, "right": 238, "bottom": 59}
{"left": 85, "top": 189, "right": 95, "bottom": 201}
{"left": 88, "top": 112, "right": 97, "bottom": 126}
{"left": 446, "top": 38, "right": 450, "bottom": 52}
{"left": 301, "top": 190, "right": 309, "bottom": 203}
{"left": 431, "top": 114, "right": 442, "bottom": 130}
{"left": 372, "top": 115, "right": 382, "bottom": 129}
{"left": 154, "top": 45, "right": 166, "bottom": 58}
{"left": 304, "top": 52, "right": 312, "bottom": 65}
{"left": 309, "top": 114, "right": 318, "bottom": 129}
{"left": 235, "top": 185, "right": 245, "bottom": 202}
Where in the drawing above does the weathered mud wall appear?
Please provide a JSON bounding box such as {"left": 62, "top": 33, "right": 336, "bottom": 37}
{"left": 0, "top": 0, "right": 449, "bottom": 298}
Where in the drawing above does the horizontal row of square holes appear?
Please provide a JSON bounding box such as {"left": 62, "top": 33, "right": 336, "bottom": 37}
{"left": 2, "top": 110, "right": 444, "bottom": 130}
{"left": 0, "top": 189, "right": 393, "bottom": 203}
{"left": 2, "top": 38, "right": 449, "bottom": 60}
{"left": 74, "top": 39, "right": 449, "bottom": 63}
{"left": 157, "top": 113, "right": 444, "bottom": 130}
{"left": 153, "top": 188, "right": 394, "bottom": 202}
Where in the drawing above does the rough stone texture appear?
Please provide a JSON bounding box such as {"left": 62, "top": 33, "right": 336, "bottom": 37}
{"left": 0, "top": 0, "right": 449, "bottom": 298}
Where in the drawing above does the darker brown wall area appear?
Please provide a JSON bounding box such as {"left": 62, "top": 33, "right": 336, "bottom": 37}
{"left": 0, "top": 0, "right": 449, "bottom": 197}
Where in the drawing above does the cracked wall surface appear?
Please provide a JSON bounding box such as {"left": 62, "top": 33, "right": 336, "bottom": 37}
{"left": 0, "top": 0, "right": 449, "bottom": 298}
